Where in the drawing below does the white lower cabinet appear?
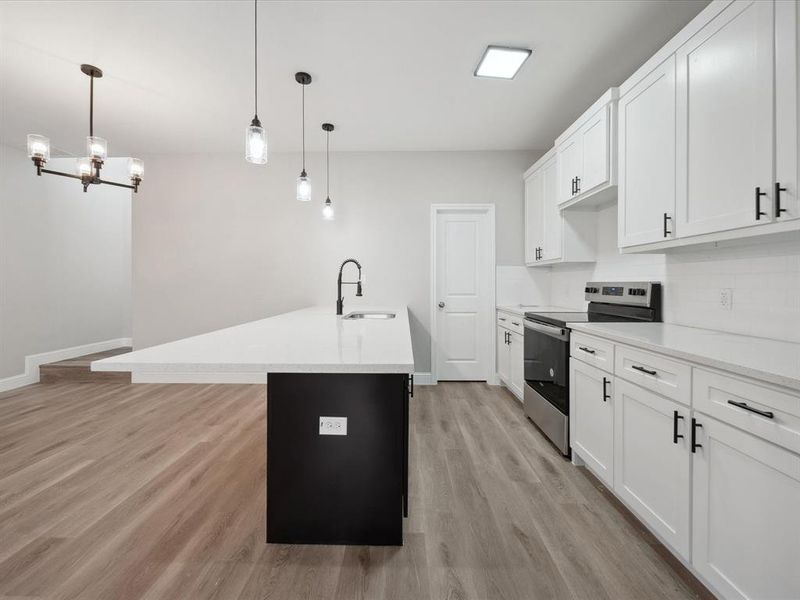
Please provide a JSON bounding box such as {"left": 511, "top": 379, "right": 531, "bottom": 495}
{"left": 613, "top": 378, "right": 691, "bottom": 559}
{"left": 691, "top": 414, "right": 800, "bottom": 600}
{"left": 496, "top": 316, "right": 523, "bottom": 401}
{"left": 497, "top": 326, "right": 510, "bottom": 385}
{"left": 570, "top": 359, "right": 613, "bottom": 486}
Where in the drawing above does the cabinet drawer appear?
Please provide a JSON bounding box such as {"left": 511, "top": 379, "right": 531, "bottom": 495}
{"left": 571, "top": 333, "right": 614, "bottom": 374}
{"left": 693, "top": 368, "right": 800, "bottom": 455}
{"left": 496, "top": 312, "right": 524, "bottom": 335}
{"left": 615, "top": 344, "right": 691, "bottom": 405}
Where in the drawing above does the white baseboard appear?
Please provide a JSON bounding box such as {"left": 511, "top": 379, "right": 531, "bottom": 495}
{"left": 413, "top": 372, "right": 434, "bottom": 385}
{"left": 0, "top": 337, "right": 133, "bottom": 393}
{"left": 131, "top": 372, "right": 267, "bottom": 384}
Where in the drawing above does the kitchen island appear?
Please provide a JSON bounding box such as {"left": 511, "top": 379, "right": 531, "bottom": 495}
{"left": 93, "top": 306, "right": 415, "bottom": 546}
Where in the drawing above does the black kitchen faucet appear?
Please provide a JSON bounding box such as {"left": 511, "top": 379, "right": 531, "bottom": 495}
{"left": 336, "top": 258, "right": 363, "bottom": 315}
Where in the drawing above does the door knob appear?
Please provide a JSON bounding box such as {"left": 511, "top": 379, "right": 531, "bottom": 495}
{"left": 438, "top": 301, "right": 445, "bottom": 309}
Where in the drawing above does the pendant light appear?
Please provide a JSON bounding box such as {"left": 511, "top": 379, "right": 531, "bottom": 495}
{"left": 295, "top": 71, "right": 312, "bottom": 201}
{"left": 322, "top": 123, "right": 334, "bottom": 220}
{"left": 245, "top": 0, "right": 267, "bottom": 164}
{"left": 27, "top": 64, "right": 143, "bottom": 193}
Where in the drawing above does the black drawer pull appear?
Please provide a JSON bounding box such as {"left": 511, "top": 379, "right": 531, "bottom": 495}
{"left": 727, "top": 400, "right": 774, "bottom": 419}
{"left": 602, "top": 377, "right": 610, "bottom": 402}
{"left": 691, "top": 418, "right": 703, "bottom": 453}
{"left": 499, "top": 317, "right": 507, "bottom": 321}
{"left": 631, "top": 364, "right": 657, "bottom": 376}
{"left": 408, "top": 374, "right": 414, "bottom": 398}
{"left": 579, "top": 346, "right": 596, "bottom": 354}
{"left": 673, "top": 410, "right": 684, "bottom": 444}
{"left": 512, "top": 322, "right": 520, "bottom": 327}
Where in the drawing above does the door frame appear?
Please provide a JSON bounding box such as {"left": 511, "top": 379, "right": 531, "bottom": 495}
{"left": 429, "top": 203, "right": 496, "bottom": 385}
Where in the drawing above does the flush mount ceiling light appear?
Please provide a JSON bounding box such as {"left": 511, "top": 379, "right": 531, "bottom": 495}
{"left": 295, "top": 71, "right": 312, "bottom": 201}
{"left": 321, "top": 122, "right": 334, "bottom": 221}
{"left": 27, "top": 64, "right": 143, "bottom": 193}
{"left": 474, "top": 45, "right": 532, "bottom": 79}
{"left": 245, "top": 0, "right": 267, "bottom": 164}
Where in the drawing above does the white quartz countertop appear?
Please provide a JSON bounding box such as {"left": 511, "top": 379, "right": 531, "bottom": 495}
{"left": 570, "top": 322, "right": 800, "bottom": 392}
{"left": 92, "top": 306, "right": 415, "bottom": 375}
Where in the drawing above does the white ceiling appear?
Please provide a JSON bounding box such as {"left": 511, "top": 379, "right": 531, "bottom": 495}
{"left": 0, "top": 0, "right": 708, "bottom": 157}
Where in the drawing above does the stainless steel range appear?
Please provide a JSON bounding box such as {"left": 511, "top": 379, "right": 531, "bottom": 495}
{"left": 522, "top": 281, "right": 661, "bottom": 456}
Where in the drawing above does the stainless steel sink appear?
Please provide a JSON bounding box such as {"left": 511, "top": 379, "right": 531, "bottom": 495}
{"left": 343, "top": 311, "right": 396, "bottom": 320}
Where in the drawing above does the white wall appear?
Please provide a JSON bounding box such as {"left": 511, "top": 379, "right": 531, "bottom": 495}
{"left": 132, "top": 150, "right": 540, "bottom": 372}
{"left": 550, "top": 204, "right": 800, "bottom": 343}
{"left": 0, "top": 143, "right": 132, "bottom": 378}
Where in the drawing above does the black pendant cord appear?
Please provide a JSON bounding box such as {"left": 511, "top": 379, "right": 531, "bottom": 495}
{"left": 301, "top": 83, "right": 306, "bottom": 172}
{"left": 326, "top": 128, "right": 330, "bottom": 198}
{"left": 253, "top": 0, "right": 258, "bottom": 119}
{"left": 89, "top": 73, "right": 94, "bottom": 137}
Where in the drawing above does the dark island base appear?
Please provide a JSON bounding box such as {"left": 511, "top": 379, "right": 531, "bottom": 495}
{"left": 266, "top": 372, "right": 410, "bottom": 546}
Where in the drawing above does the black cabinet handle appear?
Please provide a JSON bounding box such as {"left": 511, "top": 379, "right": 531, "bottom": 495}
{"left": 775, "top": 182, "right": 787, "bottom": 217}
{"left": 408, "top": 374, "right": 414, "bottom": 398}
{"left": 673, "top": 410, "right": 685, "bottom": 444}
{"left": 499, "top": 317, "right": 507, "bottom": 321}
{"left": 602, "top": 377, "right": 610, "bottom": 402}
{"left": 571, "top": 177, "right": 576, "bottom": 195}
{"left": 691, "top": 418, "right": 703, "bottom": 453}
{"left": 755, "top": 186, "right": 767, "bottom": 220}
{"left": 631, "top": 364, "right": 657, "bottom": 376}
{"left": 506, "top": 331, "right": 510, "bottom": 344}
{"left": 663, "top": 213, "right": 672, "bottom": 237}
{"left": 512, "top": 321, "right": 520, "bottom": 327}
{"left": 575, "top": 176, "right": 581, "bottom": 194}
{"left": 727, "top": 400, "right": 774, "bottom": 419}
{"left": 579, "top": 346, "right": 596, "bottom": 354}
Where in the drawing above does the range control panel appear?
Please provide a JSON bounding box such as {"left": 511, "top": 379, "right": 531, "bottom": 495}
{"left": 584, "top": 281, "right": 659, "bottom": 307}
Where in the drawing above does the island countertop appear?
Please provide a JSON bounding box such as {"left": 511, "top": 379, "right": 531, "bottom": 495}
{"left": 92, "top": 306, "right": 415, "bottom": 375}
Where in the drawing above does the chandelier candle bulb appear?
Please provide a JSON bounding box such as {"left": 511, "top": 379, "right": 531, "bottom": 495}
{"left": 128, "top": 158, "right": 144, "bottom": 179}
{"left": 27, "top": 134, "right": 50, "bottom": 161}
{"left": 87, "top": 136, "right": 107, "bottom": 161}
{"left": 76, "top": 157, "right": 92, "bottom": 177}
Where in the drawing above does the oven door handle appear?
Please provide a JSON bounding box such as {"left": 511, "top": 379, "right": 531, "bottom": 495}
{"left": 523, "top": 319, "right": 569, "bottom": 341}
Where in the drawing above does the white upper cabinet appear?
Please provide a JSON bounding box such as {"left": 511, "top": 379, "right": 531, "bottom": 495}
{"left": 675, "top": 0, "right": 774, "bottom": 237}
{"left": 556, "top": 89, "right": 618, "bottom": 209}
{"left": 618, "top": 55, "right": 677, "bottom": 247}
{"left": 524, "top": 150, "right": 596, "bottom": 267}
{"left": 776, "top": 0, "right": 799, "bottom": 222}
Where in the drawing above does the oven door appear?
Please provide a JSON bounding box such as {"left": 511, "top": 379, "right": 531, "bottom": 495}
{"left": 523, "top": 319, "right": 570, "bottom": 415}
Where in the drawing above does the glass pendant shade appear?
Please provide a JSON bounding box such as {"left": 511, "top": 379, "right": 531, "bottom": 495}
{"left": 76, "top": 157, "right": 92, "bottom": 176}
{"left": 128, "top": 158, "right": 144, "bottom": 179}
{"left": 87, "top": 136, "right": 107, "bottom": 160}
{"left": 245, "top": 121, "right": 267, "bottom": 164}
{"left": 27, "top": 134, "right": 50, "bottom": 160}
{"left": 322, "top": 197, "right": 334, "bottom": 220}
{"left": 296, "top": 172, "right": 311, "bottom": 202}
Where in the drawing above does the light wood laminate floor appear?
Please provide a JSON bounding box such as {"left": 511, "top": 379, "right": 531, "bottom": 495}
{"left": 0, "top": 381, "right": 711, "bottom": 600}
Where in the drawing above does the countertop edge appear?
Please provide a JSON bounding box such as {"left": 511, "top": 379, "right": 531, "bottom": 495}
{"left": 570, "top": 323, "right": 800, "bottom": 394}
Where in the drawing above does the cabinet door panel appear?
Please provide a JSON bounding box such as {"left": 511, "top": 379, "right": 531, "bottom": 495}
{"left": 618, "top": 56, "right": 676, "bottom": 247}
{"left": 570, "top": 360, "right": 613, "bottom": 486}
{"left": 580, "top": 108, "right": 609, "bottom": 194}
{"left": 509, "top": 332, "right": 524, "bottom": 400}
{"left": 676, "top": 0, "right": 774, "bottom": 236}
{"left": 692, "top": 415, "right": 800, "bottom": 600}
{"left": 497, "top": 327, "right": 510, "bottom": 384}
{"left": 524, "top": 170, "right": 544, "bottom": 265}
{"left": 557, "top": 133, "right": 583, "bottom": 205}
{"left": 776, "top": 0, "right": 799, "bottom": 221}
{"left": 541, "top": 156, "right": 562, "bottom": 261}
{"left": 614, "top": 379, "right": 691, "bottom": 559}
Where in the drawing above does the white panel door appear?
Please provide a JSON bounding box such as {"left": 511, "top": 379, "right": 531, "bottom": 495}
{"left": 541, "top": 156, "right": 562, "bottom": 262}
{"left": 435, "top": 209, "right": 491, "bottom": 381}
{"left": 557, "top": 132, "right": 583, "bottom": 205}
{"left": 580, "top": 107, "right": 610, "bottom": 195}
{"left": 776, "top": 0, "right": 799, "bottom": 221}
{"left": 618, "top": 55, "right": 677, "bottom": 247}
{"left": 570, "top": 360, "right": 614, "bottom": 486}
{"left": 692, "top": 415, "right": 800, "bottom": 600}
{"left": 524, "top": 170, "right": 544, "bottom": 264}
{"left": 614, "top": 379, "right": 691, "bottom": 559}
{"left": 509, "top": 331, "right": 524, "bottom": 400}
{"left": 675, "top": 0, "right": 774, "bottom": 236}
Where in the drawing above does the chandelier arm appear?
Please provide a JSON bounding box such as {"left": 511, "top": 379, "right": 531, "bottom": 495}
{"left": 40, "top": 168, "right": 84, "bottom": 181}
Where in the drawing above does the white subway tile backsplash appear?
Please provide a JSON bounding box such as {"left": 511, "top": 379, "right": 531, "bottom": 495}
{"left": 548, "top": 205, "right": 800, "bottom": 343}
